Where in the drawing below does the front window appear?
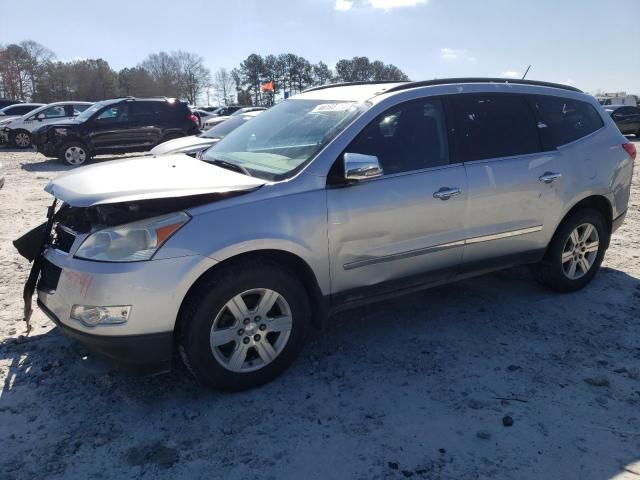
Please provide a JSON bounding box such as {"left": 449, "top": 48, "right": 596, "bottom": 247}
{"left": 41, "top": 106, "right": 67, "bottom": 118}
{"left": 95, "top": 104, "right": 129, "bottom": 122}
{"left": 202, "top": 99, "right": 367, "bottom": 180}
{"left": 75, "top": 102, "right": 108, "bottom": 122}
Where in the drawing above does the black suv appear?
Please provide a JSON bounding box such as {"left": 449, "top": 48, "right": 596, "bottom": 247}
{"left": 32, "top": 97, "right": 199, "bottom": 165}
{"left": 605, "top": 105, "right": 640, "bottom": 137}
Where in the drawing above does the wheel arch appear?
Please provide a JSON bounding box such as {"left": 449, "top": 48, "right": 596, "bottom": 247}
{"left": 551, "top": 194, "right": 613, "bottom": 249}
{"left": 10, "top": 128, "right": 32, "bottom": 145}
{"left": 174, "top": 249, "right": 328, "bottom": 347}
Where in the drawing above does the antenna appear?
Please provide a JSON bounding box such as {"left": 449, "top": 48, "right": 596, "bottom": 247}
{"left": 522, "top": 65, "right": 531, "bottom": 80}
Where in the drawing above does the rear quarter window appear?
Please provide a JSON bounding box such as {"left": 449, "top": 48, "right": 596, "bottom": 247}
{"left": 529, "top": 95, "right": 604, "bottom": 148}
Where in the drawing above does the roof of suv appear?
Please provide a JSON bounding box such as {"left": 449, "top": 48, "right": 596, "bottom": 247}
{"left": 298, "top": 78, "right": 583, "bottom": 102}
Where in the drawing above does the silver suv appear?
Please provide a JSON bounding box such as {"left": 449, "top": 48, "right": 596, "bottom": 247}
{"left": 18, "top": 79, "right": 635, "bottom": 390}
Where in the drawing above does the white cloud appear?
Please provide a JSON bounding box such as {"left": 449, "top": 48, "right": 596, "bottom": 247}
{"left": 502, "top": 70, "right": 520, "bottom": 78}
{"left": 334, "top": 0, "right": 354, "bottom": 10}
{"left": 335, "top": 0, "right": 426, "bottom": 11}
{"left": 440, "top": 48, "right": 477, "bottom": 63}
{"left": 333, "top": 0, "right": 353, "bottom": 12}
{"left": 440, "top": 48, "right": 461, "bottom": 60}
{"left": 368, "top": 0, "right": 427, "bottom": 9}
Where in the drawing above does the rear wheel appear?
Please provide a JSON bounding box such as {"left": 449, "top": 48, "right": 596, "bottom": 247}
{"left": 10, "top": 130, "right": 32, "bottom": 148}
{"left": 59, "top": 142, "right": 90, "bottom": 166}
{"left": 179, "top": 261, "right": 311, "bottom": 391}
{"left": 531, "top": 209, "right": 608, "bottom": 292}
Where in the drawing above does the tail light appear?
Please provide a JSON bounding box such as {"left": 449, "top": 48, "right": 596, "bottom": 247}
{"left": 188, "top": 114, "right": 198, "bottom": 123}
{"left": 622, "top": 142, "right": 636, "bottom": 161}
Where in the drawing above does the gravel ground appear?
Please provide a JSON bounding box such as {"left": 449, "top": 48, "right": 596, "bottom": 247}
{"left": 0, "top": 144, "right": 639, "bottom": 480}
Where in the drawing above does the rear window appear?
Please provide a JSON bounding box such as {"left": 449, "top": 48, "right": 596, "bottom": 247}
{"left": 450, "top": 94, "right": 541, "bottom": 161}
{"left": 529, "top": 95, "right": 603, "bottom": 148}
{"left": 131, "top": 101, "right": 165, "bottom": 119}
{"left": 7, "top": 105, "right": 37, "bottom": 115}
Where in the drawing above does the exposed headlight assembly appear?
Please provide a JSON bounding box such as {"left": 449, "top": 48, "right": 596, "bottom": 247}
{"left": 75, "top": 211, "right": 190, "bottom": 262}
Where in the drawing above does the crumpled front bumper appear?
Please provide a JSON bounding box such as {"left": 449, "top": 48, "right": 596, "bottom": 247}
{"left": 37, "top": 298, "right": 174, "bottom": 374}
{"left": 35, "top": 246, "right": 217, "bottom": 373}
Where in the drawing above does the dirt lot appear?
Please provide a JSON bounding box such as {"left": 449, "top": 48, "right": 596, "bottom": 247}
{"left": 0, "top": 144, "right": 639, "bottom": 479}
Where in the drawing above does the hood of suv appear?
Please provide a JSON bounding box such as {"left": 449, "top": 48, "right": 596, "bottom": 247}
{"left": 150, "top": 135, "right": 219, "bottom": 156}
{"left": 45, "top": 154, "right": 266, "bottom": 207}
{"left": 33, "top": 119, "right": 79, "bottom": 133}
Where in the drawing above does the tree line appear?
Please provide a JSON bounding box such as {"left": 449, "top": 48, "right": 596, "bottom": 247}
{"left": 0, "top": 40, "right": 409, "bottom": 107}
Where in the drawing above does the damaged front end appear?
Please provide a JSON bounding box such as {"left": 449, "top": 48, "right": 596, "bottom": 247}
{"left": 13, "top": 190, "right": 248, "bottom": 334}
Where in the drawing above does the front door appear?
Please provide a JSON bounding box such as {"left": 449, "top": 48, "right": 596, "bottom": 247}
{"left": 89, "top": 103, "right": 132, "bottom": 151}
{"left": 327, "top": 97, "right": 468, "bottom": 303}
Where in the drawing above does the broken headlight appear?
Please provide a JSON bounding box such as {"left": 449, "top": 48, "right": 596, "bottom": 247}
{"left": 74, "top": 211, "right": 190, "bottom": 262}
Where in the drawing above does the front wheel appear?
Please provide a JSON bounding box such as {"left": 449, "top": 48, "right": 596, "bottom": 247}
{"left": 531, "top": 209, "right": 609, "bottom": 292}
{"left": 179, "top": 262, "right": 311, "bottom": 391}
{"left": 10, "top": 130, "right": 32, "bottom": 148}
{"left": 59, "top": 142, "right": 90, "bottom": 166}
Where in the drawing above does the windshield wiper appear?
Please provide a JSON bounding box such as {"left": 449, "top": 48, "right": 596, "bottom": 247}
{"left": 209, "top": 158, "right": 252, "bottom": 177}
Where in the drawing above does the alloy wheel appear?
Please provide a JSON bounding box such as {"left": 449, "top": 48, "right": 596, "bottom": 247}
{"left": 209, "top": 288, "right": 293, "bottom": 372}
{"left": 14, "top": 132, "right": 31, "bottom": 148}
{"left": 65, "top": 146, "right": 87, "bottom": 165}
{"left": 561, "top": 222, "right": 599, "bottom": 279}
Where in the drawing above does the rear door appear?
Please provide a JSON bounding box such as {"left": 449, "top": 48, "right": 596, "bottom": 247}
{"left": 327, "top": 97, "right": 468, "bottom": 301}
{"left": 128, "top": 101, "right": 165, "bottom": 148}
{"left": 449, "top": 93, "right": 563, "bottom": 270}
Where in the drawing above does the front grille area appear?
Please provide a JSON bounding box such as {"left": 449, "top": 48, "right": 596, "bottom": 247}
{"left": 37, "top": 258, "right": 62, "bottom": 292}
{"left": 51, "top": 223, "right": 76, "bottom": 253}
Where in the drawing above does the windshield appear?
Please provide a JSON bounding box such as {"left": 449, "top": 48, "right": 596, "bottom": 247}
{"left": 201, "top": 115, "right": 252, "bottom": 138}
{"left": 75, "top": 101, "right": 108, "bottom": 122}
{"left": 202, "top": 99, "right": 366, "bottom": 181}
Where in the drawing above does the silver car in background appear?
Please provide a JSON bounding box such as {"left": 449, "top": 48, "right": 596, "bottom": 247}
{"left": 150, "top": 110, "right": 264, "bottom": 157}
{"left": 1, "top": 101, "right": 93, "bottom": 147}
{"left": 21, "top": 78, "right": 634, "bottom": 391}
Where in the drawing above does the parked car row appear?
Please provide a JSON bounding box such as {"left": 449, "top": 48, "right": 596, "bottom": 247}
{"left": 1, "top": 102, "right": 93, "bottom": 147}
{"left": 202, "top": 107, "right": 267, "bottom": 130}
{"left": 0, "top": 95, "right": 268, "bottom": 165}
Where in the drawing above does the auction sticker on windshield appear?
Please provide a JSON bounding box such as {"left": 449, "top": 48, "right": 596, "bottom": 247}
{"left": 310, "top": 102, "right": 355, "bottom": 113}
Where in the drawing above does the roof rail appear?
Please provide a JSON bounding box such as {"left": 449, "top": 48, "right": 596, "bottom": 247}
{"left": 302, "top": 78, "right": 582, "bottom": 95}
{"left": 302, "top": 80, "right": 405, "bottom": 93}
{"left": 383, "top": 77, "right": 582, "bottom": 94}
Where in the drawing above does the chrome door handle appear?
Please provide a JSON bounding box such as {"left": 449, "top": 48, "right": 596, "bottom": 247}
{"left": 539, "top": 172, "right": 562, "bottom": 184}
{"left": 433, "top": 187, "right": 462, "bottom": 200}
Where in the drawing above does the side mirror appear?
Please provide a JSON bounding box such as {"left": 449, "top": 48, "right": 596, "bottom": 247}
{"left": 343, "top": 152, "right": 383, "bottom": 182}
{"left": 36, "top": 113, "right": 45, "bottom": 120}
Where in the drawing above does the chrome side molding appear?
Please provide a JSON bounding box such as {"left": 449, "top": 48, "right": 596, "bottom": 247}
{"left": 343, "top": 225, "right": 543, "bottom": 270}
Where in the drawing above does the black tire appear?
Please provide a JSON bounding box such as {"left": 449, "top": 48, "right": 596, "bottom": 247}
{"left": 530, "top": 208, "right": 609, "bottom": 292}
{"left": 58, "top": 141, "right": 90, "bottom": 166}
{"left": 635, "top": 130, "right": 640, "bottom": 138}
{"left": 179, "top": 261, "right": 311, "bottom": 391}
{"left": 10, "top": 129, "right": 32, "bottom": 148}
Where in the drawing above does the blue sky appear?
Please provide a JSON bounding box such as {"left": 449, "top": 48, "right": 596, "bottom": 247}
{"left": 1, "top": 0, "right": 639, "bottom": 93}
